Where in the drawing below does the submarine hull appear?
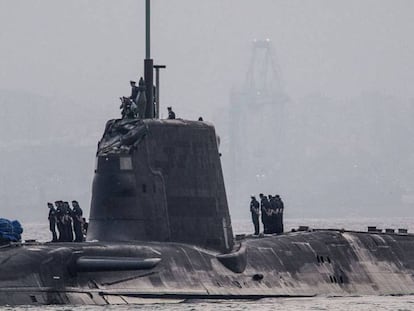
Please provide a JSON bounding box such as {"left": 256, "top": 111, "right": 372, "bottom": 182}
{"left": 1, "top": 230, "right": 414, "bottom": 305}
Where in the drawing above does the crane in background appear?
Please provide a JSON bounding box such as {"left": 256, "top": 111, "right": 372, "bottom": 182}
{"left": 227, "top": 39, "right": 289, "bottom": 211}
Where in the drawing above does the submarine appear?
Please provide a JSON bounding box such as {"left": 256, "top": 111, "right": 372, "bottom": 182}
{"left": 2, "top": 1, "right": 414, "bottom": 306}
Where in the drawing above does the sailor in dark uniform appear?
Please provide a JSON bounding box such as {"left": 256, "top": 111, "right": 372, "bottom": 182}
{"left": 129, "top": 80, "right": 139, "bottom": 103}
{"left": 268, "top": 195, "right": 277, "bottom": 234}
{"left": 71, "top": 201, "right": 84, "bottom": 242}
{"left": 47, "top": 203, "right": 58, "bottom": 242}
{"left": 167, "top": 106, "right": 176, "bottom": 119}
{"left": 275, "top": 195, "right": 284, "bottom": 234}
{"left": 259, "top": 193, "right": 271, "bottom": 234}
{"left": 136, "top": 77, "right": 147, "bottom": 118}
{"left": 63, "top": 201, "right": 74, "bottom": 242}
{"left": 55, "top": 201, "right": 65, "bottom": 242}
{"left": 250, "top": 196, "right": 260, "bottom": 235}
{"left": 124, "top": 97, "right": 138, "bottom": 119}
{"left": 82, "top": 217, "right": 88, "bottom": 239}
{"left": 120, "top": 97, "right": 132, "bottom": 119}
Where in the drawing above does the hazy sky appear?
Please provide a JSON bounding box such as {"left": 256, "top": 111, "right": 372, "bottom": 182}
{"left": 1, "top": 1, "right": 414, "bottom": 221}
{"left": 1, "top": 0, "right": 414, "bottom": 119}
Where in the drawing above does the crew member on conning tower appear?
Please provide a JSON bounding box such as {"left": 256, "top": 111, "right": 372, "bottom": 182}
{"left": 167, "top": 106, "right": 176, "bottom": 119}
{"left": 136, "top": 77, "right": 147, "bottom": 118}
{"left": 129, "top": 80, "right": 138, "bottom": 102}
{"left": 120, "top": 97, "right": 137, "bottom": 119}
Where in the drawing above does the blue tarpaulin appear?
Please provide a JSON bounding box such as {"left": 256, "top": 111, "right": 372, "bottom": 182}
{"left": 0, "top": 219, "right": 23, "bottom": 242}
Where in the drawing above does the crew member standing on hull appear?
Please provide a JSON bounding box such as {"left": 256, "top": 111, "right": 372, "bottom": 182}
{"left": 55, "top": 201, "right": 65, "bottom": 242}
{"left": 275, "top": 195, "right": 284, "bottom": 234}
{"left": 259, "top": 193, "right": 271, "bottom": 234}
{"left": 250, "top": 196, "right": 260, "bottom": 235}
{"left": 82, "top": 217, "right": 88, "bottom": 239}
{"left": 63, "top": 202, "right": 74, "bottom": 242}
{"left": 71, "top": 201, "right": 84, "bottom": 242}
{"left": 47, "top": 203, "right": 58, "bottom": 242}
{"left": 268, "top": 195, "right": 277, "bottom": 234}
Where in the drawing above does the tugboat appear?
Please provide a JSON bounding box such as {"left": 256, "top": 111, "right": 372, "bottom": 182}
{"left": 1, "top": 1, "right": 414, "bottom": 305}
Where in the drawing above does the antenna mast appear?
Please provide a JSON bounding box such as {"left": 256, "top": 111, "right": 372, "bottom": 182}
{"left": 146, "top": 0, "right": 151, "bottom": 59}
{"left": 143, "top": 0, "right": 165, "bottom": 119}
{"left": 144, "top": 0, "right": 154, "bottom": 118}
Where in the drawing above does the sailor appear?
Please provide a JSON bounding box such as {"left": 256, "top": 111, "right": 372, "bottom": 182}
{"left": 167, "top": 106, "right": 176, "bottom": 119}
{"left": 275, "top": 195, "right": 284, "bottom": 234}
{"left": 82, "top": 217, "right": 89, "bottom": 239}
{"left": 136, "top": 77, "right": 147, "bottom": 118}
{"left": 71, "top": 201, "right": 84, "bottom": 242}
{"left": 47, "top": 203, "right": 58, "bottom": 242}
{"left": 63, "top": 201, "right": 74, "bottom": 242}
{"left": 129, "top": 80, "right": 139, "bottom": 103}
{"left": 120, "top": 97, "right": 138, "bottom": 119}
{"left": 119, "top": 96, "right": 129, "bottom": 118}
{"left": 250, "top": 196, "right": 260, "bottom": 235}
{"left": 259, "top": 193, "right": 271, "bottom": 234}
{"left": 268, "top": 195, "right": 277, "bottom": 234}
{"left": 55, "top": 201, "right": 65, "bottom": 242}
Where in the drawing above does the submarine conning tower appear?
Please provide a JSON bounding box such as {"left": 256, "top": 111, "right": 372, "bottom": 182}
{"left": 88, "top": 1, "right": 233, "bottom": 253}
{"left": 87, "top": 118, "right": 234, "bottom": 253}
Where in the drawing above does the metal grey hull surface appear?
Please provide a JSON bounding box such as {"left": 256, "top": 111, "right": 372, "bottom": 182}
{"left": 1, "top": 229, "right": 414, "bottom": 305}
